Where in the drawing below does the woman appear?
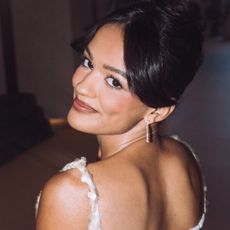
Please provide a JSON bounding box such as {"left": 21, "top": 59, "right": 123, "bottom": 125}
{"left": 36, "top": 1, "right": 206, "bottom": 229}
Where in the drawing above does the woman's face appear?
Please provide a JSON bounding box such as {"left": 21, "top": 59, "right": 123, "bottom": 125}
{"left": 67, "top": 24, "right": 149, "bottom": 135}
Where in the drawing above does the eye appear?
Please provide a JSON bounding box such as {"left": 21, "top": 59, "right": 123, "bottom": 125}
{"left": 105, "top": 76, "right": 122, "bottom": 89}
{"left": 81, "top": 56, "right": 93, "bottom": 69}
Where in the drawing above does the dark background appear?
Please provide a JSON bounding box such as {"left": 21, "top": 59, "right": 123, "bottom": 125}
{"left": 1, "top": 0, "right": 229, "bottom": 118}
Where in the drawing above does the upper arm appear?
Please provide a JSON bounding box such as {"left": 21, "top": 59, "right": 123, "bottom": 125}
{"left": 36, "top": 171, "right": 90, "bottom": 230}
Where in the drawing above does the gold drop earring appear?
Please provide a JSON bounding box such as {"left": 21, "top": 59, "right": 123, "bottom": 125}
{"left": 145, "top": 116, "right": 153, "bottom": 143}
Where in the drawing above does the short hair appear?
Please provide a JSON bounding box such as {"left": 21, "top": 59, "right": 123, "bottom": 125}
{"left": 72, "top": 0, "right": 205, "bottom": 108}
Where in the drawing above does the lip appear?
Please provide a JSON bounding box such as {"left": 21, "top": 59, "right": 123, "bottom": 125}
{"left": 72, "top": 96, "right": 97, "bottom": 113}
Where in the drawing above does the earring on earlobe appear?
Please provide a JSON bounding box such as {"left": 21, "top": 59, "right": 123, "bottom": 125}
{"left": 145, "top": 116, "right": 152, "bottom": 143}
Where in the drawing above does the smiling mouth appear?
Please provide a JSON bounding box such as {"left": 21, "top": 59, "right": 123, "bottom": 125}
{"left": 72, "top": 96, "right": 97, "bottom": 113}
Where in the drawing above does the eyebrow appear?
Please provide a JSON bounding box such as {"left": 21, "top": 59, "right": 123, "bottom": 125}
{"left": 103, "top": 64, "right": 126, "bottom": 78}
{"left": 85, "top": 46, "right": 126, "bottom": 78}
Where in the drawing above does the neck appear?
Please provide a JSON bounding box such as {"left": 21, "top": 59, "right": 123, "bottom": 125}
{"left": 97, "top": 120, "right": 158, "bottom": 159}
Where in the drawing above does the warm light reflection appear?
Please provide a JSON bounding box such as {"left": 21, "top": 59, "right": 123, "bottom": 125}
{"left": 48, "top": 118, "right": 67, "bottom": 126}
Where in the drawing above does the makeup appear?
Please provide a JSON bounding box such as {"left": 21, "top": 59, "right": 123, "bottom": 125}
{"left": 73, "top": 96, "right": 96, "bottom": 113}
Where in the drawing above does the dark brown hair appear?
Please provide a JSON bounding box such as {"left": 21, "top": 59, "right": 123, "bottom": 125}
{"left": 72, "top": 0, "right": 205, "bottom": 108}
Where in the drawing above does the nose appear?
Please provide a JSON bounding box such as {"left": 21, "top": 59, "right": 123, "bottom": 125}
{"left": 72, "top": 69, "right": 97, "bottom": 98}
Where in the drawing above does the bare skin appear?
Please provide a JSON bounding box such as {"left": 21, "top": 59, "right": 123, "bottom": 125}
{"left": 36, "top": 135, "right": 204, "bottom": 230}
{"left": 36, "top": 24, "right": 204, "bottom": 230}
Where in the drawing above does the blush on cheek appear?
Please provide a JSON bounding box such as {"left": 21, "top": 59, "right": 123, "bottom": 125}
{"left": 99, "top": 92, "right": 124, "bottom": 116}
{"left": 99, "top": 87, "right": 146, "bottom": 120}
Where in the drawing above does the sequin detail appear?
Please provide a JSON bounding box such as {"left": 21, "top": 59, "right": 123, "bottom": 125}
{"left": 35, "top": 157, "right": 101, "bottom": 230}
{"left": 60, "top": 157, "right": 101, "bottom": 230}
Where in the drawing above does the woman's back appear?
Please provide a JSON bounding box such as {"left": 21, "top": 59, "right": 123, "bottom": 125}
{"left": 89, "top": 136, "right": 204, "bottom": 229}
{"left": 36, "top": 136, "right": 205, "bottom": 230}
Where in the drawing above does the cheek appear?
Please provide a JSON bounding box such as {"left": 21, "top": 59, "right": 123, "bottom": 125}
{"left": 100, "top": 93, "right": 121, "bottom": 114}
{"left": 98, "top": 89, "right": 129, "bottom": 116}
{"left": 99, "top": 90, "right": 146, "bottom": 121}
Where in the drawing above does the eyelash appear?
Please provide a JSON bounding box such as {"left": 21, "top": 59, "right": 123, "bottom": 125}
{"left": 105, "top": 76, "right": 122, "bottom": 89}
{"left": 80, "top": 55, "right": 123, "bottom": 90}
{"left": 80, "top": 55, "right": 93, "bottom": 69}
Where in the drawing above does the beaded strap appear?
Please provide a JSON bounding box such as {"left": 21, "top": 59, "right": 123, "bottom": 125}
{"left": 171, "top": 135, "right": 207, "bottom": 230}
{"left": 60, "top": 157, "right": 102, "bottom": 230}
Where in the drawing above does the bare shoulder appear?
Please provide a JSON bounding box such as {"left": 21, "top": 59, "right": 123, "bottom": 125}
{"left": 159, "top": 136, "right": 204, "bottom": 229}
{"left": 36, "top": 169, "right": 90, "bottom": 230}
{"left": 160, "top": 136, "right": 203, "bottom": 181}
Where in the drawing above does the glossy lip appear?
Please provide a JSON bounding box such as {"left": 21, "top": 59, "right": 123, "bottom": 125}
{"left": 72, "top": 96, "right": 97, "bottom": 113}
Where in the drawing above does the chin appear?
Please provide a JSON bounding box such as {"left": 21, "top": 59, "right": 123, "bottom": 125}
{"left": 67, "top": 108, "right": 99, "bottom": 134}
{"left": 67, "top": 109, "right": 85, "bottom": 132}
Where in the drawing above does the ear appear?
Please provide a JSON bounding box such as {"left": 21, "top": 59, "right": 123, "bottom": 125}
{"left": 145, "top": 105, "right": 175, "bottom": 124}
{"left": 154, "top": 105, "right": 175, "bottom": 122}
